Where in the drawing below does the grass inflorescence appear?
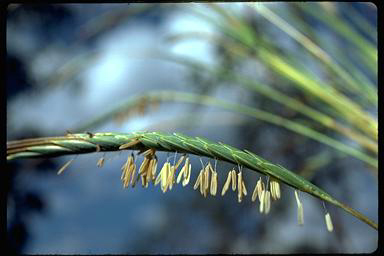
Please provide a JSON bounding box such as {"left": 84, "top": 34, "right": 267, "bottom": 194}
{"left": 7, "top": 131, "right": 377, "bottom": 231}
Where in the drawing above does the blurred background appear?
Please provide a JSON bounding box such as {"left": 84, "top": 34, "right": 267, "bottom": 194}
{"left": 6, "top": 3, "right": 377, "bottom": 254}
